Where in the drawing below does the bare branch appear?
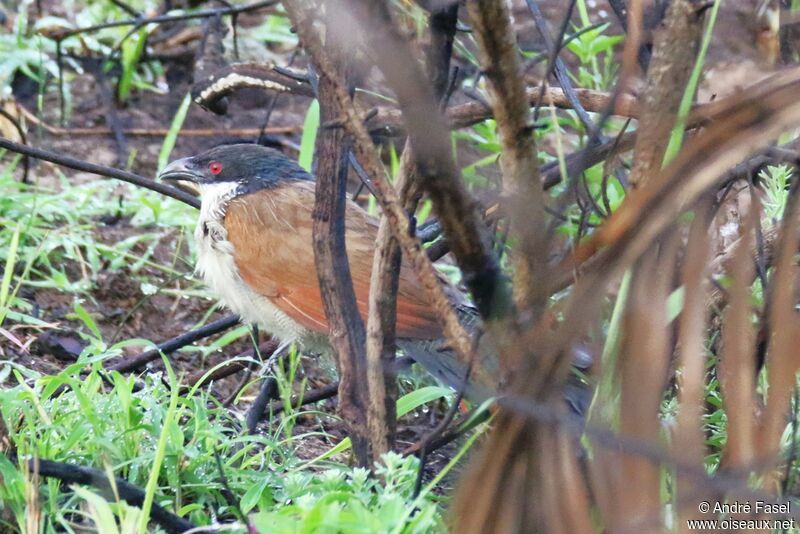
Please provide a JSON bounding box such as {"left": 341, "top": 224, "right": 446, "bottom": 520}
{"left": 0, "top": 137, "right": 200, "bottom": 208}
{"left": 31, "top": 458, "right": 195, "bottom": 533}
{"left": 109, "top": 315, "right": 240, "bottom": 373}
{"left": 287, "top": 0, "right": 495, "bottom": 389}
{"left": 758, "top": 180, "right": 800, "bottom": 479}
{"left": 467, "top": 0, "right": 548, "bottom": 322}
{"left": 364, "top": 1, "right": 458, "bottom": 460}
{"left": 627, "top": 0, "right": 706, "bottom": 187}
{"left": 284, "top": 1, "right": 372, "bottom": 465}
{"left": 44, "top": 0, "right": 281, "bottom": 41}
{"left": 674, "top": 203, "right": 713, "bottom": 526}
{"left": 337, "top": 0, "right": 524, "bottom": 385}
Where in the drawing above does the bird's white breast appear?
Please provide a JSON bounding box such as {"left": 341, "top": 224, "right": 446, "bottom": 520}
{"left": 194, "top": 182, "right": 311, "bottom": 346}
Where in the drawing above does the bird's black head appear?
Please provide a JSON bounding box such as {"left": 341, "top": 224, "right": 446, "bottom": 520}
{"left": 158, "top": 143, "right": 313, "bottom": 196}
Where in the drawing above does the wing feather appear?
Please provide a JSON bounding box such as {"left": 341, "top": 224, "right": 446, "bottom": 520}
{"left": 224, "top": 182, "right": 443, "bottom": 339}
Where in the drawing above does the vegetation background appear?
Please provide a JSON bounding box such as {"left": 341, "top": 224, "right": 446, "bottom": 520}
{"left": 1, "top": 0, "right": 800, "bottom": 532}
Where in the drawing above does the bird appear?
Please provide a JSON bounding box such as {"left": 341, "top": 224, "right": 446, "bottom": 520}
{"left": 159, "top": 143, "right": 591, "bottom": 413}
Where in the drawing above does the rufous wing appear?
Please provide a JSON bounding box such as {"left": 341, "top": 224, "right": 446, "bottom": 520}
{"left": 224, "top": 181, "right": 443, "bottom": 339}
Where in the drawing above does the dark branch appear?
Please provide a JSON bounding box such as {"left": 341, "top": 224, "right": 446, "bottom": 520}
{"left": 0, "top": 138, "right": 201, "bottom": 209}
{"left": 109, "top": 315, "right": 240, "bottom": 373}
{"left": 31, "top": 458, "right": 197, "bottom": 533}
{"left": 49, "top": 0, "right": 281, "bottom": 40}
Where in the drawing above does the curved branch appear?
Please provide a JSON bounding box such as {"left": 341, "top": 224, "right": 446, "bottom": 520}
{"left": 31, "top": 458, "right": 196, "bottom": 533}
{"left": 0, "top": 138, "right": 200, "bottom": 209}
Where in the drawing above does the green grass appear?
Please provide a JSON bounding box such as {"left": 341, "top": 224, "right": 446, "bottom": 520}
{"left": 0, "top": 149, "right": 467, "bottom": 531}
{"left": 0, "top": 362, "right": 449, "bottom": 532}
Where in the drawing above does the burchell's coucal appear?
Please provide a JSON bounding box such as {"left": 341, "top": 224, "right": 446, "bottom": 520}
{"left": 159, "top": 143, "right": 590, "bottom": 411}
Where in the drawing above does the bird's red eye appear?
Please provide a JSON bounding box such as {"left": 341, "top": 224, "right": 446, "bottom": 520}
{"left": 209, "top": 162, "right": 223, "bottom": 175}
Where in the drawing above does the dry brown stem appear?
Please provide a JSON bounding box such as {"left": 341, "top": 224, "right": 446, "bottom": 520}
{"left": 628, "top": 0, "right": 706, "bottom": 187}
{"left": 674, "top": 205, "right": 713, "bottom": 530}
{"left": 466, "top": 0, "right": 547, "bottom": 324}
{"left": 718, "top": 211, "right": 758, "bottom": 470}
{"left": 285, "top": 0, "right": 371, "bottom": 465}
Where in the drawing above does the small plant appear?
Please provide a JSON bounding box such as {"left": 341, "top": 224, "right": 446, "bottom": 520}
{"left": 0, "top": 7, "right": 60, "bottom": 99}
{"left": 759, "top": 163, "right": 792, "bottom": 221}
{"left": 0, "top": 356, "right": 453, "bottom": 531}
{"left": 565, "top": 23, "right": 623, "bottom": 91}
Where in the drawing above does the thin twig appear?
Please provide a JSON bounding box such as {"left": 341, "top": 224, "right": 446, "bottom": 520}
{"left": 49, "top": 0, "right": 281, "bottom": 40}
{"left": 524, "top": 0, "right": 595, "bottom": 131}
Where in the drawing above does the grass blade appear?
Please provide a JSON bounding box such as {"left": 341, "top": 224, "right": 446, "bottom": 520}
{"left": 157, "top": 93, "right": 191, "bottom": 173}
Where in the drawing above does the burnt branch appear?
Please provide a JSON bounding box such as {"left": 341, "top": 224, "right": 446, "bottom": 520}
{"left": 109, "top": 315, "right": 240, "bottom": 373}
{"left": 30, "top": 458, "right": 197, "bottom": 533}
{"left": 467, "top": 0, "right": 548, "bottom": 326}
{"left": 192, "top": 62, "right": 315, "bottom": 114}
{"left": 284, "top": 0, "right": 372, "bottom": 466}
{"left": 0, "top": 137, "right": 201, "bottom": 209}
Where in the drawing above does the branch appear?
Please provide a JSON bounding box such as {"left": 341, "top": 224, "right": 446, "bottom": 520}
{"left": 369, "top": 85, "right": 640, "bottom": 136}
{"left": 30, "top": 458, "right": 196, "bottom": 533}
{"left": 561, "top": 68, "right": 800, "bottom": 324}
{"left": 0, "top": 137, "right": 201, "bottom": 209}
{"left": 524, "top": 0, "right": 596, "bottom": 132}
{"left": 467, "top": 0, "right": 548, "bottom": 327}
{"left": 364, "top": 147, "right": 413, "bottom": 459}
{"left": 627, "top": 0, "right": 706, "bottom": 187}
{"left": 363, "top": 2, "right": 458, "bottom": 460}
{"left": 45, "top": 0, "right": 281, "bottom": 41}
{"left": 109, "top": 315, "right": 240, "bottom": 373}
{"left": 338, "top": 1, "right": 519, "bottom": 387}
{"left": 288, "top": 1, "right": 495, "bottom": 391}
{"left": 285, "top": 0, "right": 371, "bottom": 465}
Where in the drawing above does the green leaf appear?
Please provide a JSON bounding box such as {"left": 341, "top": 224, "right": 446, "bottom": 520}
{"left": 157, "top": 93, "right": 192, "bottom": 173}
{"left": 241, "top": 477, "right": 271, "bottom": 513}
{"left": 396, "top": 386, "right": 452, "bottom": 417}
{"left": 298, "top": 99, "right": 320, "bottom": 172}
{"left": 0, "top": 222, "right": 20, "bottom": 325}
{"left": 118, "top": 27, "right": 148, "bottom": 101}
{"left": 137, "top": 356, "right": 180, "bottom": 534}
{"left": 73, "top": 300, "right": 102, "bottom": 339}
